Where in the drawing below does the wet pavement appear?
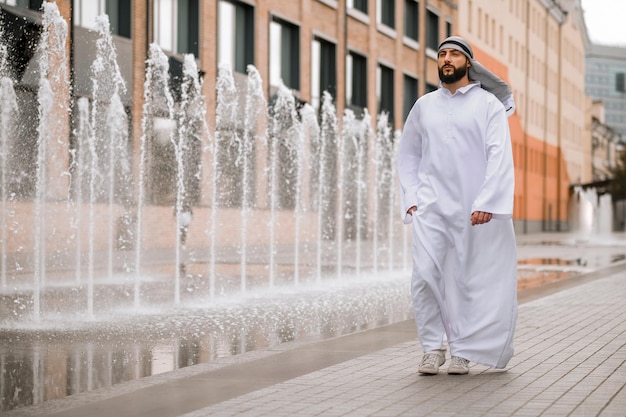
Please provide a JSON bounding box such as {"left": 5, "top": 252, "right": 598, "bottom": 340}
{"left": 3, "top": 232, "right": 626, "bottom": 416}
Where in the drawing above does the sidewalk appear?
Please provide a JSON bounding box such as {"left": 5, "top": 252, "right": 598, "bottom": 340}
{"left": 12, "top": 259, "right": 625, "bottom": 416}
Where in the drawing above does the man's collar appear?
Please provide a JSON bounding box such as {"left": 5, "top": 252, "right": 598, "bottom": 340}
{"left": 439, "top": 81, "right": 480, "bottom": 95}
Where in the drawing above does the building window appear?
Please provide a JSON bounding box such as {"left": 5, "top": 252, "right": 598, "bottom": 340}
{"left": 311, "top": 36, "right": 337, "bottom": 110}
{"left": 0, "top": 0, "right": 43, "bottom": 9}
{"left": 105, "top": 0, "right": 131, "bottom": 37}
{"left": 74, "top": 0, "right": 108, "bottom": 29}
{"left": 404, "top": 0, "right": 418, "bottom": 42}
{"left": 218, "top": 0, "right": 254, "bottom": 74}
{"left": 74, "top": 0, "right": 105, "bottom": 29}
{"left": 617, "top": 72, "right": 625, "bottom": 93}
{"left": 377, "top": 63, "right": 394, "bottom": 122}
{"left": 425, "top": 9, "right": 439, "bottom": 51}
{"left": 348, "top": 0, "right": 368, "bottom": 14}
{"left": 446, "top": 20, "right": 452, "bottom": 38}
{"left": 346, "top": 51, "right": 367, "bottom": 113}
{"left": 378, "top": 0, "right": 395, "bottom": 29}
{"left": 425, "top": 82, "right": 438, "bottom": 93}
{"left": 269, "top": 17, "right": 300, "bottom": 90}
{"left": 154, "top": 0, "right": 199, "bottom": 56}
{"left": 403, "top": 74, "right": 418, "bottom": 121}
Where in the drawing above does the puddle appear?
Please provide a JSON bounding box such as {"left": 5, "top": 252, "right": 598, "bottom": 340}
{"left": 0, "top": 276, "right": 413, "bottom": 412}
{"left": 518, "top": 257, "right": 587, "bottom": 266}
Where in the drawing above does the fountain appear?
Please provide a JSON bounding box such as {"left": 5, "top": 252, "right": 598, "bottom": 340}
{"left": 0, "top": 48, "right": 17, "bottom": 291}
{"left": 569, "top": 185, "right": 615, "bottom": 241}
{"left": 0, "top": 4, "right": 412, "bottom": 412}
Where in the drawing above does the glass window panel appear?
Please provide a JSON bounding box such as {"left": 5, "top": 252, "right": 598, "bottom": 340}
{"left": 311, "top": 37, "right": 336, "bottom": 110}
{"left": 378, "top": 64, "right": 394, "bottom": 119}
{"left": 217, "top": 1, "right": 255, "bottom": 74}
{"left": 270, "top": 18, "right": 300, "bottom": 90}
{"left": 403, "top": 74, "right": 418, "bottom": 121}
{"left": 311, "top": 40, "right": 321, "bottom": 109}
{"left": 404, "top": 0, "right": 418, "bottom": 41}
{"left": 346, "top": 54, "right": 353, "bottom": 105}
{"left": 218, "top": 1, "right": 235, "bottom": 70}
{"left": 348, "top": 0, "right": 368, "bottom": 14}
{"left": 426, "top": 82, "right": 438, "bottom": 93}
{"left": 616, "top": 73, "right": 625, "bottom": 92}
{"left": 106, "top": 0, "right": 132, "bottom": 38}
{"left": 347, "top": 51, "right": 367, "bottom": 110}
{"left": 9, "top": 0, "right": 43, "bottom": 9}
{"left": 78, "top": 0, "right": 104, "bottom": 29}
{"left": 426, "top": 9, "right": 439, "bottom": 50}
{"left": 380, "top": 0, "right": 394, "bottom": 28}
{"left": 156, "top": 0, "right": 174, "bottom": 52}
{"left": 177, "top": 0, "right": 198, "bottom": 55}
{"left": 269, "top": 21, "right": 281, "bottom": 86}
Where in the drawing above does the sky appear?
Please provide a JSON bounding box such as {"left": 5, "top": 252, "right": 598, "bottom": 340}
{"left": 580, "top": 0, "right": 626, "bottom": 46}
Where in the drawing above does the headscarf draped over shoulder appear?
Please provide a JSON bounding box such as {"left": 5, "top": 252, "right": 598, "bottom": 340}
{"left": 438, "top": 36, "right": 516, "bottom": 117}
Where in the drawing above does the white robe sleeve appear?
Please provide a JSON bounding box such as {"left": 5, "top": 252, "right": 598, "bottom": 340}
{"left": 471, "top": 102, "right": 515, "bottom": 219}
{"left": 397, "top": 109, "right": 422, "bottom": 224}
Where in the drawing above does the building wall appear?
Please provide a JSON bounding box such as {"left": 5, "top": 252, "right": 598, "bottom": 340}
{"left": 128, "top": 0, "right": 458, "bottom": 246}
{"left": 71, "top": 0, "right": 587, "bottom": 238}
{"left": 2, "top": 0, "right": 607, "bottom": 265}
{"left": 50, "top": 0, "right": 595, "bottom": 241}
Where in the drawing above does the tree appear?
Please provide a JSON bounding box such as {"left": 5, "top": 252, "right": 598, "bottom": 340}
{"left": 608, "top": 148, "right": 626, "bottom": 201}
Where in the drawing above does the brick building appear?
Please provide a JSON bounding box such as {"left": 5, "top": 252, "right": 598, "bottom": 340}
{"left": 0, "top": 0, "right": 604, "bottom": 267}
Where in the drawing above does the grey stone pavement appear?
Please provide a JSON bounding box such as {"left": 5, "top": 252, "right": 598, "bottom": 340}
{"left": 8, "top": 233, "right": 626, "bottom": 417}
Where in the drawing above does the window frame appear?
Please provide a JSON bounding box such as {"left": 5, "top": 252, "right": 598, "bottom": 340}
{"left": 402, "top": 73, "right": 418, "bottom": 122}
{"left": 404, "top": 0, "right": 419, "bottom": 43}
{"left": 218, "top": 0, "right": 255, "bottom": 74}
{"left": 311, "top": 35, "right": 337, "bottom": 111}
{"left": 269, "top": 16, "right": 301, "bottom": 91}
{"left": 377, "top": 62, "right": 394, "bottom": 122}
{"left": 378, "top": 0, "right": 395, "bottom": 29}
{"left": 346, "top": 50, "right": 368, "bottom": 112}
{"left": 154, "top": 0, "right": 199, "bottom": 56}
{"left": 348, "top": 0, "right": 368, "bottom": 14}
{"left": 425, "top": 8, "right": 439, "bottom": 55}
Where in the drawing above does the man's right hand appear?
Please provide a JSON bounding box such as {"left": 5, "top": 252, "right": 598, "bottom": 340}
{"left": 407, "top": 206, "right": 417, "bottom": 216}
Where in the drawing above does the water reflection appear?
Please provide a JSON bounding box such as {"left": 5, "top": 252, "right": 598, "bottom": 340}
{"left": 0, "top": 276, "right": 412, "bottom": 412}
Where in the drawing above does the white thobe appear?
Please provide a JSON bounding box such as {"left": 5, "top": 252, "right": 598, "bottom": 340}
{"left": 397, "top": 82, "right": 517, "bottom": 369}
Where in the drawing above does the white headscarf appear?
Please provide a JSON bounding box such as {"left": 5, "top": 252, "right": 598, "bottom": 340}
{"left": 438, "top": 36, "right": 516, "bottom": 117}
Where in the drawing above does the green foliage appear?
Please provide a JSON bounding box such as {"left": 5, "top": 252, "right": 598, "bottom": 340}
{"left": 608, "top": 150, "right": 626, "bottom": 201}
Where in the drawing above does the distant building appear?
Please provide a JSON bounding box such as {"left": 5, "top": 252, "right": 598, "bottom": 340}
{"left": 584, "top": 43, "right": 626, "bottom": 143}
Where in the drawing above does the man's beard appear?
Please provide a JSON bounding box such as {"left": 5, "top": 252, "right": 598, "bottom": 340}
{"left": 438, "top": 64, "right": 468, "bottom": 84}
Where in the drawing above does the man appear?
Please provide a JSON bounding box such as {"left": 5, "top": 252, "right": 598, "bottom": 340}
{"left": 397, "top": 36, "right": 517, "bottom": 375}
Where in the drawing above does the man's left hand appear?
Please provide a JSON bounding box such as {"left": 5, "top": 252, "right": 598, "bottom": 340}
{"left": 471, "top": 211, "right": 492, "bottom": 225}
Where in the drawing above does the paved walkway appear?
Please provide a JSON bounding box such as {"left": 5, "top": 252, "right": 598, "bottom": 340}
{"left": 187, "top": 267, "right": 626, "bottom": 417}
{"left": 8, "top": 237, "right": 626, "bottom": 417}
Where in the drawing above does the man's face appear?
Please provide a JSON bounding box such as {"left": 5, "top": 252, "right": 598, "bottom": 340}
{"left": 437, "top": 48, "right": 470, "bottom": 84}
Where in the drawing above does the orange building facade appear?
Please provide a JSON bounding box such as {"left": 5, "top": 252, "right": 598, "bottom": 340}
{"left": 458, "top": 0, "right": 589, "bottom": 233}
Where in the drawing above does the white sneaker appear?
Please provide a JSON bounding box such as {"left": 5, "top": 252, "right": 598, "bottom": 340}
{"left": 447, "top": 356, "right": 470, "bottom": 375}
{"left": 418, "top": 350, "right": 446, "bottom": 374}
